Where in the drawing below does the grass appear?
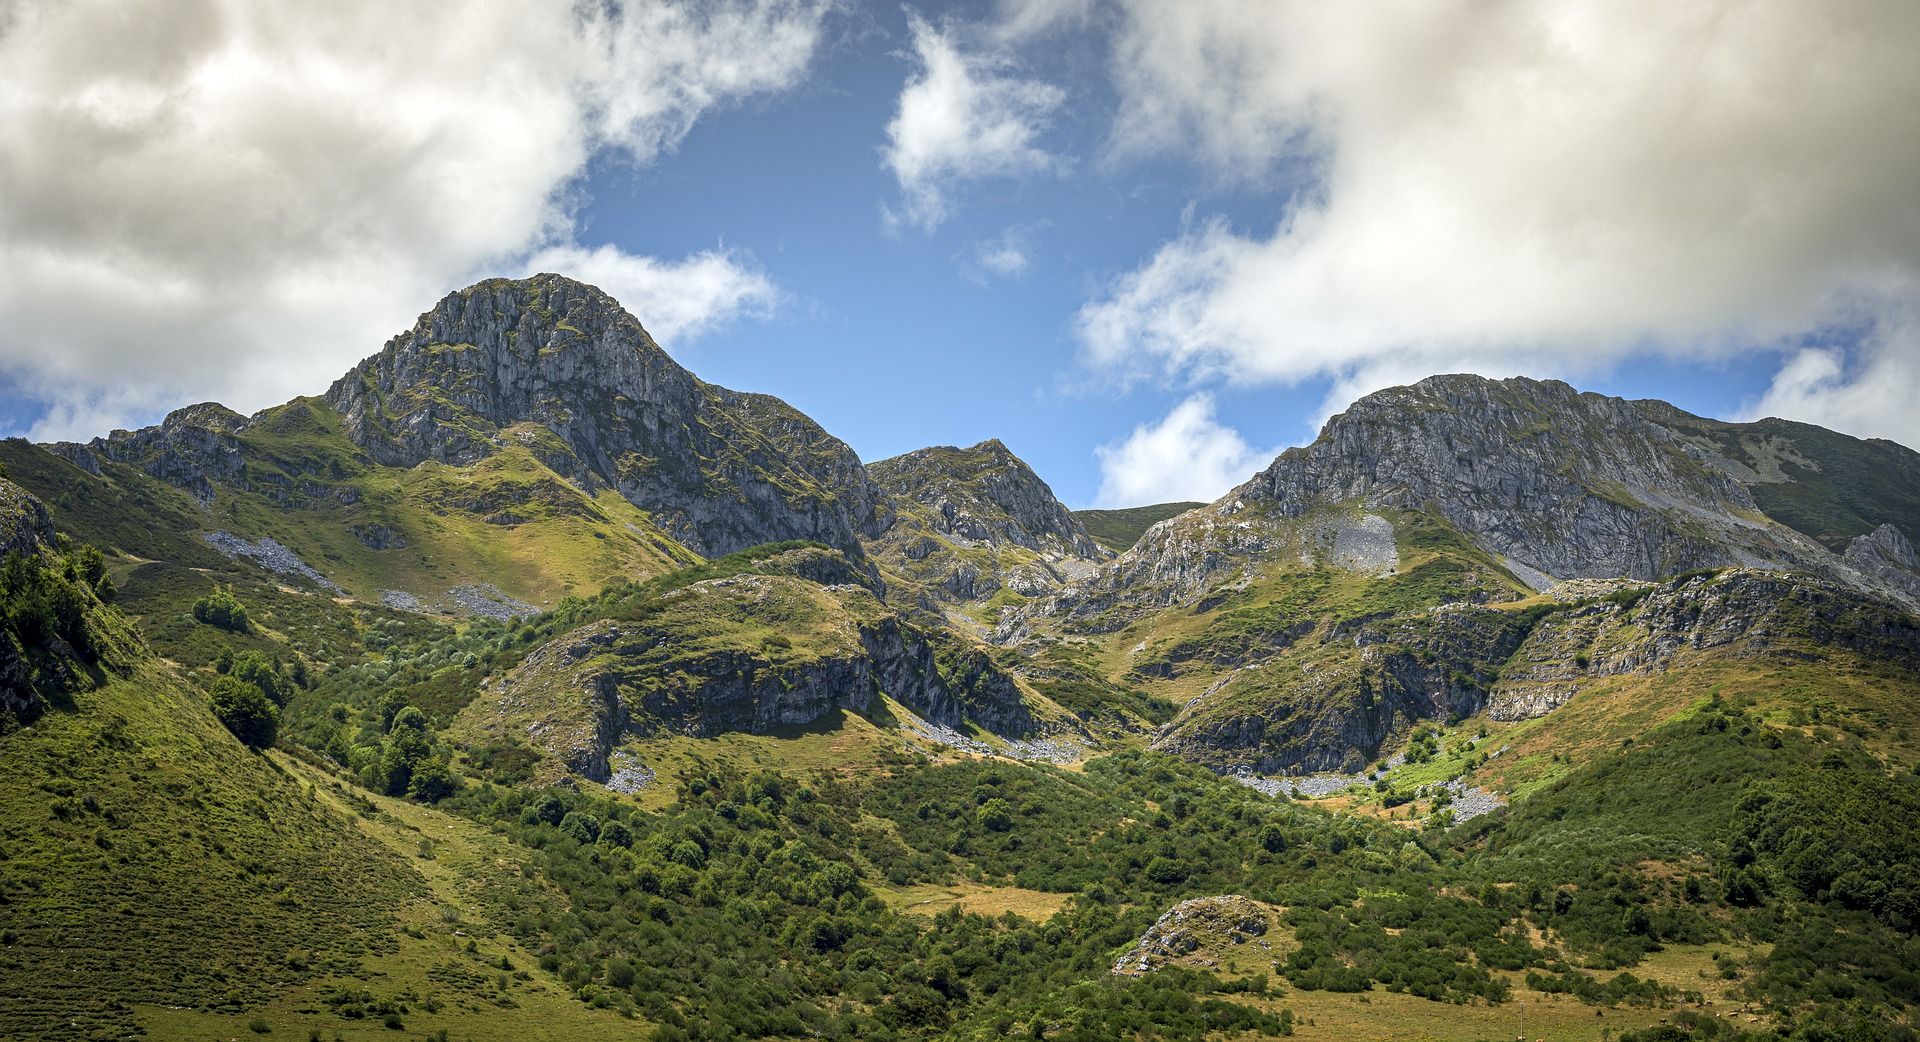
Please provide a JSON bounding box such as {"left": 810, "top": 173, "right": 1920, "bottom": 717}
{"left": 875, "top": 880, "right": 1073, "bottom": 921}
{"left": 1074, "top": 502, "right": 1205, "bottom": 553}
{"left": 125, "top": 756, "right": 651, "bottom": 1042}
{"left": 0, "top": 664, "right": 422, "bottom": 1042}
{"left": 4, "top": 403, "right": 699, "bottom": 619}
{"left": 610, "top": 706, "right": 924, "bottom": 809}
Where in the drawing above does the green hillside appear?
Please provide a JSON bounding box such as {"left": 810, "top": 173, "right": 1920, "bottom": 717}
{"left": 1073, "top": 501, "right": 1204, "bottom": 553}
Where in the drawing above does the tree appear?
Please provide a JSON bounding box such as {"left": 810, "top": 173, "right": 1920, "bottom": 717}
{"left": 191, "top": 586, "right": 250, "bottom": 632}
{"left": 1144, "top": 856, "right": 1188, "bottom": 885}
{"left": 977, "top": 798, "right": 1014, "bottom": 832}
{"left": 209, "top": 675, "right": 278, "bottom": 748}
{"left": 406, "top": 758, "right": 458, "bottom": 803}
{"left": 559, "top": 812, "right": 602, "bottom": 844}
{"left": 380, "top": 724, "right": 431, "bottom": 796}
{"left": 525, "top": 793, "right": 567, "bottom": 827}
{"left": 226, "top": 650, "right": 291, "bottom": 706}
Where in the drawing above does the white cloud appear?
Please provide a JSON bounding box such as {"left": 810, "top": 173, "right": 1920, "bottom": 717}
{"left": 0, "top": 0, "right": 833, "bottom": 442}
{"left": 1085, "top": 1, "right": 1920, "bottom": 444}
{"left": 1745, "top": 304, "right": 1920, "bottom": 450}
{"left": 524, "top": 244, "right": 779, "bottom": 346}
{"left": 1092, "top": 394, "right": 1274, "bottom": 507}
{"left": 883, "top": 14, "right": 1066, "bottom": 230}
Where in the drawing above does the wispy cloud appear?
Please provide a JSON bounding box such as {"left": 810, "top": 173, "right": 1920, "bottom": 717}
{"left": 522, "top": 244, "right": 781, "bottom": 346}
{"left": 882, "top": 13, "right": 1066, "bottom": 231}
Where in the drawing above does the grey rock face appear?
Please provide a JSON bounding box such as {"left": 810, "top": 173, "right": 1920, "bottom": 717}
{"left": 1844, "top": 524, "right": 1920, "bottom": 604}
{"left": 80, "top": 403, "right": 249, "bottom": 504}
{"left": 866, "top": 439, "right": 1109, "bottom": 605}
{"left": 1152, "top": 604, "right": 1536, "bottom": 774}
{"left": 1233, "top": 375, "right": 1825, "bottom": 583}
{"left": 1113, "top": 896, "right": 1275, "bottom": 976}
{"left": 0, "top": 478, "right": 55, "bottom": 558}
{"left": 1489, "top": 568, "right": 1920, "bottom": 720}
{"left": 326, "top": 274, "right": 882, "bottom": 557}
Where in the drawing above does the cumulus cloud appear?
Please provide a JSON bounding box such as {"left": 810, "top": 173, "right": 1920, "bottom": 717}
{"left": 524, "top": 244, "right": 780, "bottom": 345}
{"left": 1745, "top": 304, "right": 1920, "bottom": 449}
{"left": 883, "top": 14, "right": 1066, "bottom": 230}
{"left": 0, "top": 0, "right": 833, "bottom": 441}
{"left": 1084, "top": 1, "right": 1920, "bottom": 446}
{"left": 1092, "top": 394, "right": 1275, "bottom": 507}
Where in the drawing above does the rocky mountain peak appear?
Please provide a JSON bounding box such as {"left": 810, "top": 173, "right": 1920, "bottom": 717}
{"left": 1007, "top": 374, "right": 1917, "bottom": 641}
{"left": 1228, "top": 373, "right": 1828, "bottom": 584}
{"left": 324, "top": 273, "right": 697, "bottom": 470}
{"left": 869, "top": 439, "right": 1105, "bottom": 561}
{"left": 312, "top": 273, "right": 889, "bottom": 558}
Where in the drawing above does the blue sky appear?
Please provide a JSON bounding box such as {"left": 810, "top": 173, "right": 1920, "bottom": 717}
{"left": 2, "top": 1, "right": 1915, "bottom": 507}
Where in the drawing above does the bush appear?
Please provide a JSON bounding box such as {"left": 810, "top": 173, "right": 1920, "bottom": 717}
{"left": 559, "top": 812, "right": 602, "bottom": 844}
{"left": 225, "top": 650, "right": 293, "bottom": 706}
{"left": 191, "top": 586, "right": 250, "bottom": 632}
{"left": 209, "top": 675, "right": 279, "bottom": 748}
{"left": 976, "top": 798, "right": 1014, "bottom": 832}
{"left": 406, "top": 757, "right": 458, "bottom": 802}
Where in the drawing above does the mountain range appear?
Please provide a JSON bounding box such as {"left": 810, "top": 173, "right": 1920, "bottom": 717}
{"left": 3, "top": 274, "right": 1917, "bottom": 1042}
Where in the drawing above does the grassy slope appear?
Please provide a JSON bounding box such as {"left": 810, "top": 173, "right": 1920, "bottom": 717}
{"left": 2, "top": 400, "right": 697, "bottom": 618}
{"left": 0, "top": 662, "right": 421, "bottom": 1041}
{"left": 140, "top": 754, "right": 642, "bottom": 1041}
{"left": 1650, "top": 410, "right": 1920, "bottom": 551}
{"left": 205, "top": 399, "right": 697, "bottom": 606}
{"left": 0, "top": 645, "right": 639, "bottom": 1042}
{"left": 1073, "top": 502, "right": 1205, "bottom": 554}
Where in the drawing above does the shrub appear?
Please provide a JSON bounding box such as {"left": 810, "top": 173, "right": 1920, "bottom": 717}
{"left": 976, "top": 798, "right": 1014, "bottom": 832}
{"left": 599, "top": 820, "right": 634, "bottom": 848}
{"left": 209, "top": 676, "right": 278, "bottom": 748}
{"left": 406, "top": 758, "right": 458, "bottom": 803}
{"left": 559, "top": 812, "right": 601, "bottom": 844}
{"left": 191, "top": 586, "right": 250, "bottom": 631}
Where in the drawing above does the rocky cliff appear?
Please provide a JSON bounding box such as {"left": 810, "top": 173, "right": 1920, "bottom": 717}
{"left": 1488, "top": 568, "right": 1920, "bottom": 720}
{"left": 1150, "top": 568, "right": 1920, "bottom": 773}
{"left": 1008, "top": 376, "right": 1918, "bottom": 645}
{"left": 865, "top": 439, "right": 1108, "bottom": 607}
{"left": 0, "top": 476, "right": 54, "bottom": 557}
{"left": 326, "top": 274, "right": 883, "bottom": 557}
{"left": 454, "top": 569, "right": 1038, "bottom": 781}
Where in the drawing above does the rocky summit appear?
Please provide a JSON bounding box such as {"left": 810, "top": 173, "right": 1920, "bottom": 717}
{"left": 4, "top": 277, "right": 1919, "bottom": 1042}
{"left": 326, "top": 274, "right": 883, "bottom": 557}
{"left": 866, "top": 438, "right": 1109, "bottom": 609}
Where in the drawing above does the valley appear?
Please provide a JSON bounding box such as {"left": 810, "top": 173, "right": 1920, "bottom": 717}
{"left": 2, "top": 275, "right": 1917, "bottom": 1042}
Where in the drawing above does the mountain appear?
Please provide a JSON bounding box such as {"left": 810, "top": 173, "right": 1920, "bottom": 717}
{"left": 325, "top": 274, "right": 884, "bottom": 558}
{"left": 6, "top": 281, "right": 1920, "bottom": 1041}
{"left": 1001, "top": 374, "right": 1920, "bottom": 773}
{"left": 864, "top": 439, "right": 1108, "bottom": 616}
